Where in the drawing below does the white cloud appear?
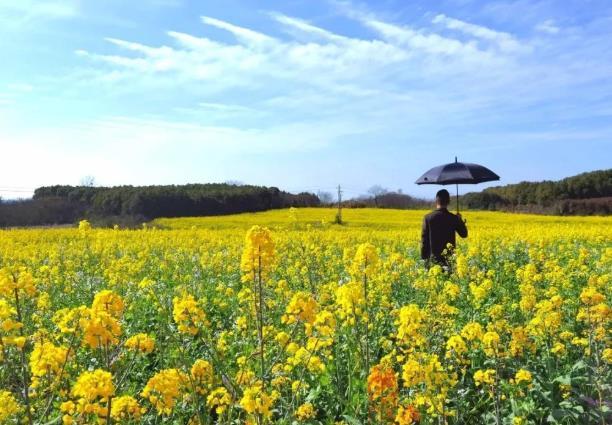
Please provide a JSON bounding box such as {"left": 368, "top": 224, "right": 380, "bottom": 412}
{"left": 432, "top": 14, "right": 523, "bottom": 52}
{"left": 271, "top": 13, "right": 348, "bottom": 42}
{"left": 76, "top": 14, "right": 418, "bottom": 96}
{"left": 202, "top": 16, "right": 275, "bottom": 45}
{"left": 535, "top": 19, "right": 560, "bottom": 34}
{"left": 363, "top": 17, "right": 481, "bottom": 56}
{"left": 70, "top": 9, "right": 587, "bottom": 153}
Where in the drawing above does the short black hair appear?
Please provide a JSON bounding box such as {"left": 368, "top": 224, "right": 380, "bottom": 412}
{"left": 436, "top": 189, "right": 450, "bottom": 206}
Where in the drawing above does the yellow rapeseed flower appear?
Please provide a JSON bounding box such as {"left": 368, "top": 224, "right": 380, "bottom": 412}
{"left": 141, "top": 368, "right": 188, "bottom": 415}
{"left": 295, "top": 402, "right": 316, "bottom": 421}
{"left": 474, "top": 369, "right": 496, "bottom": 387}
{"left": 240, "top": 382, "right": 279, "bottom": 419}
{"left": 207, "top": 387, "right": 232, "bottom": 415}
{"left": 125, "top": 333, "right": 155, "bottom": 354}
{"left": 172, "top": 293, "right": 208, "bottom": 335}
{"left": 514, "top": 369, "right": 532, "bottom": 385}
{"left": 111, "top": 395, "right": 142, "bottom": 421}
{"left": 0, "top": 390, "right": 23, "bottom": 423}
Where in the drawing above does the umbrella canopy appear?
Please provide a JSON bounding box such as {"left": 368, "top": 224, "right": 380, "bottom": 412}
{"left": 415, "top": 157, "right": 500, "bottom": 212}
{"left": 415, "top": 157, "right": 500, "bottom": 185}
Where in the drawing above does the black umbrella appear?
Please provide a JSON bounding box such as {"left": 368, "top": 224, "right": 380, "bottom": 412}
{"left": 415, "top": 157, "right": 500, "bottom": 213}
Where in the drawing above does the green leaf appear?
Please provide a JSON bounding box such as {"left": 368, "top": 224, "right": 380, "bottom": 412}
{"left": 550, "top": 408, "right": 574, "bottom": 422}
{"left": 553, "top": 375, "right": 571, "bottom": 386}
{"left": 342, "top": 415, "right": 362, "bottom": 425}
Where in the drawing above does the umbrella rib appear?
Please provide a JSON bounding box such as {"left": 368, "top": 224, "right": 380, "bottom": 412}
{"left": 462, "top": 162, "right": 475, "bottom": 181}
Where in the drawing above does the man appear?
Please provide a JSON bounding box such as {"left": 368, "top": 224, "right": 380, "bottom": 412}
{"left": 421, "top": 189, "right": 468, "bottom": 269}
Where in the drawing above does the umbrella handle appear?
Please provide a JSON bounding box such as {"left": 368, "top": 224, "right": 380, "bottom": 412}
{"left": 456, "top": 183, "right": 459, "bottom": 214}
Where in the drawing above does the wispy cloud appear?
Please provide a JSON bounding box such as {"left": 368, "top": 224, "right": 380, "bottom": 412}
{"left": 535, "top": 19, "right": 560, "bottom": 34}
{"left": 271, "top": 12, "right": 348, "bottom": 41}
{"left": 432, "top": 13, "right": 523, "bottom": 52}
{"left": 202, "top": 16, "right": 275, "bottom": 45}
{"left": 64, "top": 4, "right": 612, "bottom": 153}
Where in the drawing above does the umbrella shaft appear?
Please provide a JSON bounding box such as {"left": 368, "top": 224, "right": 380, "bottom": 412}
{"left": 456, "top": 184, "right": 459, "bottom": 214}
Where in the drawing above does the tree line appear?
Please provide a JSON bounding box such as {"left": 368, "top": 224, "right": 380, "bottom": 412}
{"left": 343, "top": 186, "right": 430, "bottom": 209}
{"left": 0, "top": 184, "right": 319, "bottom": 227}
{"left": 1, "top": 169, "right": 608, "bottom": 228}
{"left": 462, "top": 169, "right": 611, "bottom": 215}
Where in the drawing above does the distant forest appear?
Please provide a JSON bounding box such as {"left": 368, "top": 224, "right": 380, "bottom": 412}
{"left": 0, "top": 184, "right": 319, "bottom": 227}
{"left": 462, "top": 169, "right": 611, "bottom": 215}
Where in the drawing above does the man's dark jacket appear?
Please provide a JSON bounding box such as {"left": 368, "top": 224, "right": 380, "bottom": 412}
{"left": 421, "top": 207, "right": 468, "bottom": 262}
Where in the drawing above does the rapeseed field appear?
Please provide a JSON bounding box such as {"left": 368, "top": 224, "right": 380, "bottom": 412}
{"left": 0, "top": 208, "right": 610, "bottom": 424}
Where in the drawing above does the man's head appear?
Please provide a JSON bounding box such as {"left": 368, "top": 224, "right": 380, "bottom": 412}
{"left": 435, "top": 189, "right": 450, "bottom": 208}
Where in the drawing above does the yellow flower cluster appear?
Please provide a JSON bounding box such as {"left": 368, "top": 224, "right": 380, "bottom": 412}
{"left": 240, "top": 225, "right": 275, "bottom": 283}
{"left": 81, "top": 307, "right": 122, "bottom": 349}
{"left": 62, "top": 369, "right": 115, "bottom": 423}
{"left": 141, "top": 368, "right": 188, "bottom": 414}
{"left": 0, "top": 267, "right": 37, "bottom": 298}
{"left": 285, "top": 344, "right": 326, "bottom": 373}
{"left": 240, "top": 382, "right": 279, "bottom": 419}
{"left": 207, "top": 387, "right": 232, "bottom": 415}
{"left": 110, "top": 395, "right": 143, "bottom": 421}
{"left": 0, "top": 298, "right": 24, "bottom": 349}
{"left": 445, "top": 335, "right": 467, "bottom": 359}
{"left": 474, "top": 369, "right": 496, "bottom": 387}
{"left": 349, "top": 243, "right": 379, "bottom": 279}
{"left": 124, "top": 333, "right": 155, "bottom": 354}
{"left": 295, "top": 402, "right": 316, "bottom": 421}
{"left": 0, "top": 390, "right": 23, "bottom": 423}
{"left": 173, "top": 293, "right": 208, "bottom": 335}
{"left": 396, "top": 304, "right": 426, "bottom": 348}
{"left": 395, "top": 403, "right": 420, "bottom": 425}
{"left": 282, "top": 291, "right": 317, "bottom": 325}
{"left": 514, "top": 369, "right": 532, "bottom": 385}
{"left": 29, "top": 340, "right": 69, "bottom": 389}
{"left": 334, "top": 281, "right": 364, "bottom": 325}
{"left": 191, "top": 359, "right": 214, "bottom": 395}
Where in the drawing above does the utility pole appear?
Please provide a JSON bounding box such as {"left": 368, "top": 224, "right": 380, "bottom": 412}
{"left": 336, "top": 184, "right": 343, "bottom": 224}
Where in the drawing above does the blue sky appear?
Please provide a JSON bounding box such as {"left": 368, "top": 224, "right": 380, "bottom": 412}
{"left": 1, "top": 0, "right": 611, "bottom": 200}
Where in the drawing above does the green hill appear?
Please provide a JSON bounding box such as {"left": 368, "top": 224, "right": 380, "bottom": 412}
{"left": 462, "top": 169, "right": 611, "bottom": 215}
